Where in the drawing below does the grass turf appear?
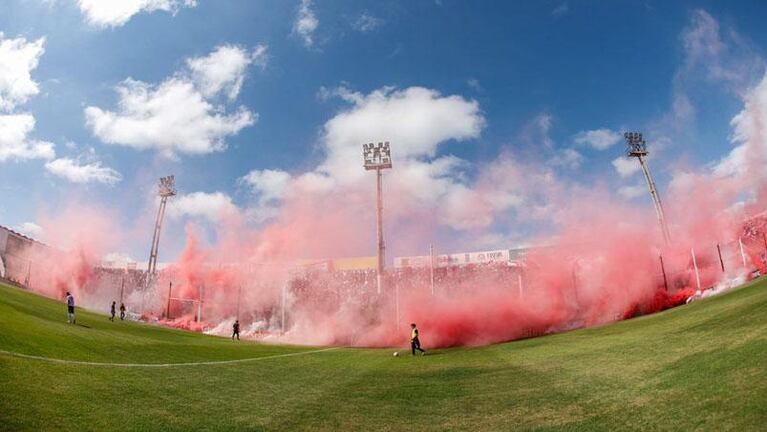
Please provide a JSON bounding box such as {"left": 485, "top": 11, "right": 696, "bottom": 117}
{"left": 0, "top": 280, "right": 765, "bottom": 431}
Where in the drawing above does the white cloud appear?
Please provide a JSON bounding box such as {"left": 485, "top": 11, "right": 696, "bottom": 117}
{"left": 293, "top": 0, "right": 318, "bottom": 48}
{"left": 666, "top": 9, "right": 764, "bottom": 131}
{"left": 243, "top": 86, "right": 560, "bottom": 233}
{"left": 250, "top": 44, "right": 269, "bottom": 69}
{"left": 352, "top": 12, "right": 383, "bottom": 33}
{"left": 0, "top": 34, "right": 45, "bottom": 112}
{"left": 77, "top": 0, "right": 197, "bottom": 28}
{"left": 612, "top": 156, "right": 641, "bottom": 178}
{"left": 519, "top": 113, "right": 554, "bottom": 149}
{"left": 713, "top": 142, "right": 747, "bottom": 178}
{"left": 44, "top": 157, "right": 122, "bottom": 185}
{"left": 678, "top": 9, "right": 763, "bottom": 89}
{"left": 187, "top": 44, "right": 267, "bottom": 100}
{"left": 548, "top": 148, "right": 584, "bottom": 169}
{"left": 241, "top": 169, "right": 291, "bottom": 202}
{"left": 618, "top": 183, "right": 646, "bottom": 200}
{"left": 167, "top": 191, "right": 238, "bottom": 222}
{"left": 715, "top": 72, "right": 767, "bottom": 181}
{"left": 85, "top": 45, "right": 261, "bottom": 156}
{"left": 283, "top": 85, "right": 545, "bottom": 232}
{"left": 574, "top": 128, "right": 622, "bottom": 150}
{"left": 467, "top": 78, "right": 482, "bottom": 92}
{"left": 0, "top": 35, "right": 54, "bottom": 163}
{"left": 240, "top": 169, "right": 292, "bottom": 222}
{"left": 14, "top": 222, "right": 43, "bottom": 239}
{"left": 320, "top": 86, "right": 484, "bottom": 183}
{"left": 241, "top": 85, "right": 490, "bottom": 231}
{"left": 0, "top": 114, "right": 55, "bottom": 161}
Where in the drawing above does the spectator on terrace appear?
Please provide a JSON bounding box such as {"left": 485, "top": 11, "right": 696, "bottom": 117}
{"left": 66, "top": 292, "right": 75, "bottom": 324}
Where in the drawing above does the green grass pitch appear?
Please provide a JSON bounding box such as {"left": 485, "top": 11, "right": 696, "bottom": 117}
{"left": 0, "top": 280, "right": 765, "bottom": 431}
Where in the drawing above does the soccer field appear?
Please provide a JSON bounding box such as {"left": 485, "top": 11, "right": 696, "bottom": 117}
{"left": 0, "top": 281, "right": 765, "bottom": 431}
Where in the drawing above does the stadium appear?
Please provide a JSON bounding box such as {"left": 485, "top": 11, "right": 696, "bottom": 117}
{"left": 1, "top": 2, "right": 767, "bottom": 431}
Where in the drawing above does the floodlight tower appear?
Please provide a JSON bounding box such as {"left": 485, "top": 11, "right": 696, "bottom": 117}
{"left": 624, "top": 132, "right": 671, "bottom": 244}
{"left": 363, "top": 142, "right": 392, "bottom": 295}
{"left": 147, "top": 175, "right": 176, "bottom": 275}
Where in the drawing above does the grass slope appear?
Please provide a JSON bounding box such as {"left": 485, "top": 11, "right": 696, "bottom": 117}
{"left": 0, "top": 280, "right": 765, "bottom": 431}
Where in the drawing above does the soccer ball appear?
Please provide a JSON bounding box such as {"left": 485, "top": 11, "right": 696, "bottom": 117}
{"left": 393, "top": 351, "right": 399, "bottom": 357}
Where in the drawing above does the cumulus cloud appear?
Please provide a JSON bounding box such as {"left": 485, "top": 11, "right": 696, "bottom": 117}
{"left": 352, "top": 12, "right": 383, "bottom": 33}
{"left": 715, "top": 72, "right": 767, "bottom": 182}
{"left": 240, "top": 169, "right": 292, "bottom": 222}
{"left": 548, "top": 148, "right": 584, "bottom": 169}
{"left": 187, "top": 44, "right": 267, "bottom": 100}
{"left": 0, "top": 114, "right": 55, "bottom": 162}
{"left": 44, "top": 157, "right": 122, "bottom": 185}
{"left": 519, "top": 113, "right": 554, "bottom": 149}
{"left": 0, "top": 34, "right": 54, "bottom": 163}
{"left": 574, "top": 128, "right": 622, "bottom": 150}
{"left": 320, "top": 86, "right": 484, "bottom": 183}
{"left": 257, "top": 85, "right": 542, "bottom": 232}
{"left": 167, "top": 191, "right": 238, "bottom": 222}
{"left": 612, "top": 156, "right": 641, "bottom": 178}
{"left": 680, "top": 9, "right": 763, "bottom": 90}
{"left": 77, "top": 0, "right": 197, "bottom": 28}
{"left": 466, "top": 78, "right": 482, "bottom": 92}
{"left": 241, "top": 169, "right": 291, "bottom": 202}
{"left": 293, "top": 0, "right": 318, "bottom": 48}
{"left": 85, "top": 45, "right": 261, "bottom": 157}
{"left": 618, "top": 183, "right": 646, "bottom": 200}
{"left": 0, "top": 34, "right": 45, "bottom": 112}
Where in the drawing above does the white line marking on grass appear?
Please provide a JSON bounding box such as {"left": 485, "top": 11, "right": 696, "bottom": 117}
{"left": 0, "top": 347, "right": 340, "bottom": 368}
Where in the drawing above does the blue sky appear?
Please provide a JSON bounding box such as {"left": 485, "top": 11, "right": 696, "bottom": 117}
{"left": 1, "top": 0, "right": 767, "bottom": 263}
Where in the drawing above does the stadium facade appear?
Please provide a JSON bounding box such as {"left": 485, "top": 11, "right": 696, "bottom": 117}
{"left": 0, "top": 225, "right": 46, "bottom": 285}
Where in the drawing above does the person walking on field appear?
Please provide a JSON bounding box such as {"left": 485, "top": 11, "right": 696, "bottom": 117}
{"left": 119, "top": 303, "right": 126, "bottom": 320}
{"left": 66, "top": 292, "right": 76, "bottom": 324}
{"left": 410, "top": 323, "right": 426, "bottom": 356}
{"left": 110, "top": 301, "right": 116, "bottom": 321}
{"left": 232, "top": 319, "right": 240, "bottom": 340}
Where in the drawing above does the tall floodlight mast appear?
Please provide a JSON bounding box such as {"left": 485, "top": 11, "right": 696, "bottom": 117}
{"left": 363, "top": 142, "right": 393, "bottom": 295}
{"left": 147, "top": 175, "right": 176, "bottom": 275}
{"left": 624, "top": 132, "right": 671, "bottom": 244}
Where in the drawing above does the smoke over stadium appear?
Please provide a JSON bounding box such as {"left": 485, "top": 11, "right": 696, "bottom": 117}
{"left": 2, "top": 8, "right": 767, "bottom": 349}
{"left": 4, "top": 77, "right": 767, "bottom": 348}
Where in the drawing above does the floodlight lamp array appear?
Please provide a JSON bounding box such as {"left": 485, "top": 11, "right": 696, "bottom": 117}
{"left": 158, "top": 175, "right": 177, "bottom": 197}
{"left": 363, "top": 142, "right": 392, "bottom": 170}
{"left": 624, "top": 132, "right": 647, "bottom": 157}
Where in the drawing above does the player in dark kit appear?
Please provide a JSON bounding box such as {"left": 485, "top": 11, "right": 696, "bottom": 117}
{"left": 232, "top": 319, "right": 240, "bottom": 340}
{"left": 119, "top": 303, "right": 126, "bottom": 320}
{"left": 410, "top": 323, "right": 426, "bottom": 356}
{"left": 66, "top": 292, "right": 75, "bottom": 324}
{"left": 110, "top": 301, "right": 116, "bottom": 321}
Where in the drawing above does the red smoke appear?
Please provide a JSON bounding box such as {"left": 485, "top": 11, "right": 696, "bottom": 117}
{"left": 9, "top": 153, "right": 765, "bottom": 349}
{"left": 106, "top": 169, "right": 761, "bottom": 348}
{"left": 10, "top": 85, "right": 767, "bottom": 349}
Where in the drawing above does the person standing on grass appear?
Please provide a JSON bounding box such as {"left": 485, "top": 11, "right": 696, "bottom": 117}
{"left": 410, "top": 323, "right": 426, "bottom": 356}
{"left": 119, "top": 303, "right": 126, "bottom": 320}
{"left": 232, "top": 319, "right": 240, "bottom": 340}
{"left": 66, "top": 292, "right": 76, "bottom": 324}
{"left": 110, "top": 301, "right": 116, "bottom": 321}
